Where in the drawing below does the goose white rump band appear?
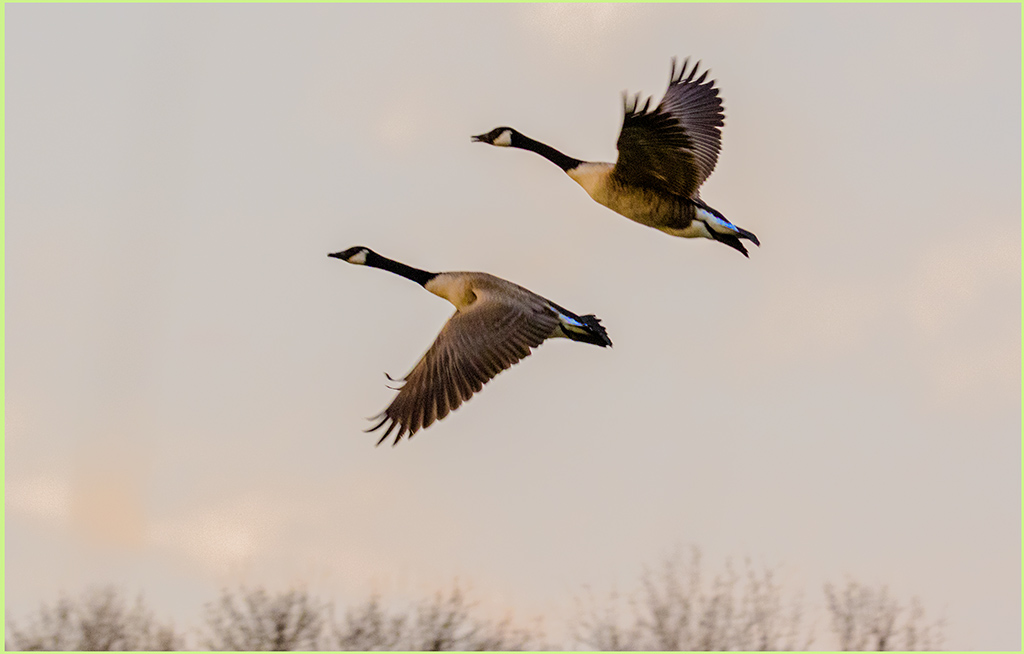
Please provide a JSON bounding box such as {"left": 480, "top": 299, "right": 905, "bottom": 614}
{"left": 697, "top": 207, "right": 741, "bottom": 235}
{"left": 664, "top": 221, "right": 712, "bottom": 239}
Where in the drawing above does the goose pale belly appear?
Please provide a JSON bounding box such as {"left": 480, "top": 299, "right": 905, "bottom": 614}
{"left": 567, "top": 164, "right": 702, "bottom": 237}
{"left": 596, "top": 184, "right": 706, "bottom": 238}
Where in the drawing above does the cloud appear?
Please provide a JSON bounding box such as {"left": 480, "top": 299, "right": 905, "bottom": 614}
{"left": 903, "top": 228, "right": 1020, "bottom": 402}
{"left": 148, "top": 495, "right": 279, "bottom": 575}
{"left": 752, "top": 279, "right": 889, "bottom": 362}
{"left": 6, "top": 462, "right": 149, "bottom": 549}
{"left": 747, "top": 226, "right": 1020, "bottom": 410}
{"left": 69, "top": 469, "right": 148, "bottom": 549}
{"left": 143, "top": 470, "right": 466, "bottom": 599}
{"left": 520, "top": 4, "right": 638, "bottom": 61}
{"left": 6, "top": 474, "right": 72, "bottom": 523}
{"left": 906, "top": 228, "right": 1019, "bottom": 338}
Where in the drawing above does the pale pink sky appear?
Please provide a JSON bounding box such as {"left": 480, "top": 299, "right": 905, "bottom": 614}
{"left": 5, "top": 3, "right": 1020, "bottom": 649}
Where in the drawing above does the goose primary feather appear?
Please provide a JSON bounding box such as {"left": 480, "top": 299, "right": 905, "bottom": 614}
{"left": 329, "top": 246, "right": 611, "bottom": 445}
{"left": 473, "top": 57, "right": 759, "bottom": 256}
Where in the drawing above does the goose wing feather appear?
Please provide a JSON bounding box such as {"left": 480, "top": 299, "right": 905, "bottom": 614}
{"left": 368, "top": 288, "right": 559, "bottom": 445}
{"left": 613, "top": 57, "right": 724, "bottom": 198}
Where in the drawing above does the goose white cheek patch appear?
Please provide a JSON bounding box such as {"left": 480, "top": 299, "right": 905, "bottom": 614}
{"left": 348, "top": 250, "right": 368, "bottom": 264}
{"left": 494, "top": 130, "right": 513, "bottom": 147}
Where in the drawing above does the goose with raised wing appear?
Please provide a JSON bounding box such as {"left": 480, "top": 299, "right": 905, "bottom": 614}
{"left": 473, "top": 58, "right": 759, "bottom": 256}
{"left": 329, "top": 246, "right": 612, "bottom": 445}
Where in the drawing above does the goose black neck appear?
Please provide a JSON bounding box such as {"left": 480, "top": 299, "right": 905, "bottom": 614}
{"left": 513, "top": 133, "right": 583, "bottom": 172}
{"left": 366, "top": 251, "right": 438, "bottom": 286}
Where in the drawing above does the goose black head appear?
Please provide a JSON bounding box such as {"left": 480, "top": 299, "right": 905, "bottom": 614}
{"left": 328, "top": 246, "right": 373, "bottom": 265}
{"left": 471, "top": 127, "right": 517, "bottom": 147}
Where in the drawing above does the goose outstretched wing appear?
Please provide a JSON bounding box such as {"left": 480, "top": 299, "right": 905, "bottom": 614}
{"left": 368, "top": 292, "right": 558, "bottom": 445}
{"left": 613, "top": 58, "right": 725, "bottom": 198}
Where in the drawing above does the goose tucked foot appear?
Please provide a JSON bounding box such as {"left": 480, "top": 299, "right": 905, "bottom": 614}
{"left": 709, "top": 231, "right": 752, "bottom": 257}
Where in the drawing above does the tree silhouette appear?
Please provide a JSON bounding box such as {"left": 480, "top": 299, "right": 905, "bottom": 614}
{"left": 331, "top": 595, "right": 406, "bottom": 651}
{"left": 197, "top": 583, "right": 537, "bottom": 651}
{"left": 333, "top": 585, "right": 538, "bottom": 651}
{"left": 201, "top": 587, "right": 327, "bottom": 651}
{"left": 572, "top": 548, "right": 809, "bottom": 650}
{"left": 824, "top": 580, "right": 943, "bottom": 651}
{"left": 5, "top": 586, "right": 181, "bottom": 651}
{"left": 4, "top": 561, "right": 946, "bottom": 651}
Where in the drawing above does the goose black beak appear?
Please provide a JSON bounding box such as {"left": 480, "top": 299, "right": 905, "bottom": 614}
{"left": 327, "top": 251, "right": 344, "bottom": 259}
{"left": 471, "top": 134, "right": 486, "bottom": 143}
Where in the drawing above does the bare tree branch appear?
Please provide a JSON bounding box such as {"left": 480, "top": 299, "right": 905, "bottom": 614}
{"left": 201, "top": 586, "right": 327, "bottom": 651}
{"left": 333, "top": 584, "right": 538, "bottom": 651}
{"left": 5, "top": 586, "right": 181, "bottom": 651}
{"left": 824, "top": 580, "right": 944, "bottom": 651}
{"left": 572, "top": 548, "right": 810, "bottom": 651}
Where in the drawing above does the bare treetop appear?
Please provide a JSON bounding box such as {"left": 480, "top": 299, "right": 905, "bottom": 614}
{"left": 201, "top": 587, "right": 327, "bottom": 651}
{"left": 5, "top": 587, "right": 180, "bottom": 651}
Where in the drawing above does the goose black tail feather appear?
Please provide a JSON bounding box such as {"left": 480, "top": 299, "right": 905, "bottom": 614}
{"left": 568, "top": 314, "right": 613, "bottom": 348}
{"left": 548, "top": 303, "right": 612, "bottom": 348}
{"left": 547, "top": 301, "right": 612, "bottom": 347}
{"left": 735, "top": 226, "right": 760, "bottom": 246}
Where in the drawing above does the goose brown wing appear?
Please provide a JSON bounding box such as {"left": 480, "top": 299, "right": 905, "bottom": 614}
{"left": 368, "top": 293, "right": 558, "bottom": 445}
{"left": 613, "top": 58, "right": 724, "bottom": 198}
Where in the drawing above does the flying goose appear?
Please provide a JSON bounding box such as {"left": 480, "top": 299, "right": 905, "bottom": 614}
{"left": 329, "top": 246, "right": 612, "bottom": 445}
{"left": 473, "top": 58, "right": 759, "bottom": 256}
